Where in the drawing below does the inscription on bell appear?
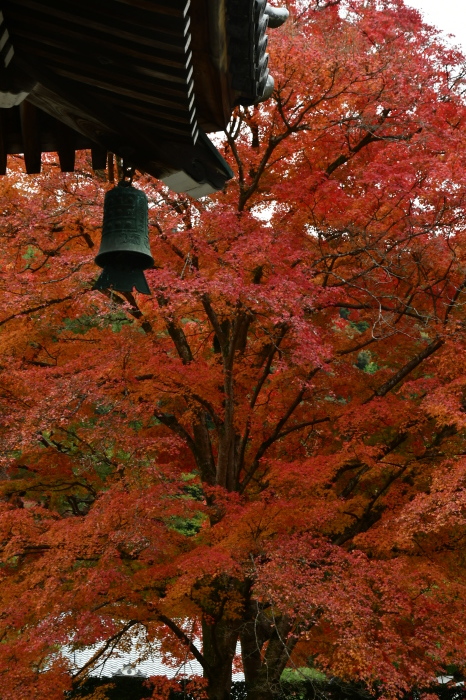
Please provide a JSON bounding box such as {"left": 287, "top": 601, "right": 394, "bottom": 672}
{"left": 102, "top": 188, "right": 148, "bottom": 240}
{"left": 94, "top": 181, "right": 154, "bottom": 294}
{"left": 95, "top": 182, "right": 153, "bottom": 268}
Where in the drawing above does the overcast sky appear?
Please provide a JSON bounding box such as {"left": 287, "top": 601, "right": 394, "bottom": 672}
{"left": 406, "top": 0, "right": 466, "bottom": 52}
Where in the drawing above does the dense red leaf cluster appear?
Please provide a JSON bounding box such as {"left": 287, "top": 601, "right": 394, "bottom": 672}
{"left": 2, "top": 2, "right": 466, "bottom": 699}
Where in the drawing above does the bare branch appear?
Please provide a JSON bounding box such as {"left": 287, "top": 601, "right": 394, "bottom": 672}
{"left": 157, "top": 614, "right": 206, "bottom": 670}
{"left": 372, "top": 338, "right": 444, "bottom": 399}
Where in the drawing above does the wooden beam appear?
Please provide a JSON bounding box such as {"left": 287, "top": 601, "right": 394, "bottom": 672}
{"left": 19, "top": 100, "right": 41, "bottom": 173}
{"left": 22, "top": 70, "right": 170, "bottom": 177}
{"left": 107, "top": 151, "right": 114, "bottom": 182}
{"left": 10, "top": 0, "right": 191, "bottom": 51}
{"left": 24, "top": 47, "right": 194, "bottom": 99}
{"left": 51, "top": 67, "right": 195, "bottom": 113}
{"left": 91, "top": 146, "right": 107, "bottom": 171}
{"left": 8, "top": 21, "right": 228, "bottom": 189}
{"left": 7, "top": 15, "right": 191, "bottom": 69}
{"left": 190, "top": 0, "right": 233, "bottom": 131}
{"left": 0, "top": 111, "right": 7, "bottom": 174}
{"left": 82, "top": 87, "right": 196, "bottom": 126}
{"left": 13, "top": 35, "right": 193, "bottom": 85}
{"left": 12, "top": 0, "right": 191, "bottom": 39}
{"left": 56, "top": 119, "right": 75, "bottom": 171}
{"left": 113, "top": 0, "right": 190, "bottom": 17}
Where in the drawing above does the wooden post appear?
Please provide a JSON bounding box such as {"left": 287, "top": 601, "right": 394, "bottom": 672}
{"left": 20, "top": 101, "right": 41, "bottom": 173}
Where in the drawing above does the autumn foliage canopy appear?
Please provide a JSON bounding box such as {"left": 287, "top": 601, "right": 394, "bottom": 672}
{"left": 2, "top": 1, "right": 466, "bottom": 699}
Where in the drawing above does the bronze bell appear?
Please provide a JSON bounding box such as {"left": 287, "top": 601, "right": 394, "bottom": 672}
{"left": 94, "top": 181, "right": 154, "bottom": 294}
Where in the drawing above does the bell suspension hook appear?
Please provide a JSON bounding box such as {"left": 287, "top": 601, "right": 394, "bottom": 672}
{"left": 121, "top": 161, "right": 135, "bottom": 186}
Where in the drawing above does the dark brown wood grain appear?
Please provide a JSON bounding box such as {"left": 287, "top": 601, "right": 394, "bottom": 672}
{"left": 0, "top": 0, "right": 234, "bottom": 188}
{"left": 20, "top": 101, "right": 41, "bottom": 173}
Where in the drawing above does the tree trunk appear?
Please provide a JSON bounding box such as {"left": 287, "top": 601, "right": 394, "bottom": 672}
{"left": 202, "top": 617, "right": 239, "bottom": 700}
{"left": 240, "top": 614, "right": 296, "bottom": 700}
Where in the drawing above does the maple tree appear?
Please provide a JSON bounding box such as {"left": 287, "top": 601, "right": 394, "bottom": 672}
{"left": 2, "top": 1, "right": 466, "bottom": 699}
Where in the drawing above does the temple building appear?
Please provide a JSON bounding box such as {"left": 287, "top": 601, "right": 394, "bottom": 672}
{"left": 0, "top": 0, "right": 288, "bottom": 196}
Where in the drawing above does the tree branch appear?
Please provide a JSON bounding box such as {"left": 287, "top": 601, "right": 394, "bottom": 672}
{"left": 326, "top": 131, "right": 382, "bottom": 176}
{"left": 250, "top": 325, "right": 289, "bottom": 410}
{"left": 157, "top": 294, "right": 193, "bottom": 363}
{"left": 72, "top": 621, "right": 138, "bottom": 680}
{"left": 157, "top": 614, "right": 206, "bottom": 670}
{"left": 275, "top": 416, "right": 330, "bottom": 440}
{"left": 372, "top": 338, "right": 444, "bottom": 399}
{"left": 0, "top": 294, "right": 75, "bottom": 327}
{"left": 154, "top": 410, "right": 196, "bottom": 452}
{"left": 240, "top": 368, "right": 320, "bottom": 492}
{"left": 201, "top": 294, "right": 227, "bottom": 352}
